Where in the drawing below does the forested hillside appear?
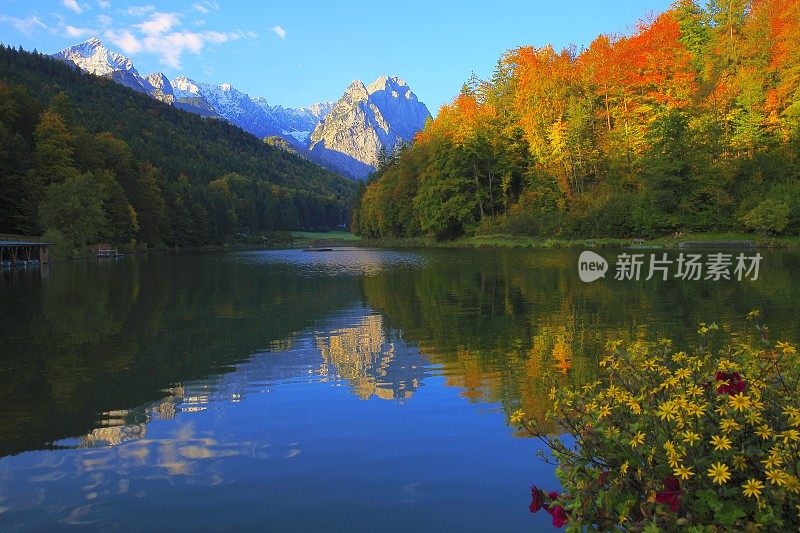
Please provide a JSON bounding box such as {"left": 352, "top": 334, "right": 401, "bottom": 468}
{"left": 352, "top": 0, "right": 800, "bottom": 240}
{"left": 0, "top": 46, "right": 357, "bottom": 248}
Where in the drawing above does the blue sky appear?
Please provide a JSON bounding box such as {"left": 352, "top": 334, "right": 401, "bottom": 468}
{"left": 0, "top": 0, "right": 672, "bottom": 112}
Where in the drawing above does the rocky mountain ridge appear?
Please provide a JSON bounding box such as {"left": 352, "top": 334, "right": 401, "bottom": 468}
{"left": 54, "top": 38, "right": 431, "bottom": 179}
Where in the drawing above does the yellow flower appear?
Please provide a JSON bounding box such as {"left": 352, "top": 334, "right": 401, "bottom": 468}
{"left": 686, "top": 402, "right": 706, "bottom": 417}
{"left": 707, "top": 462, "right": 731, "bottom": 485}
{"left": 746, "top": 309, "right": 761, "bottom": 321}
{"left": 785, "top": 476, "right": 800, "bottom": 494}
{"left": 510, "top": 409, "right": 525, "bottom": 425}
{"left": 626, "top": 399, "right": 642, "bottom": 415}
{"left": 549, "top": 387, "right": 557, "bottom": 401}
{"left": 742, "top": 478, "right": 764, "bottom": 499}
{"left": 755, "top": 424, "right": 773, "bottom": 440}
{"left": 784, "top": 407, "right": 800, "bottom": 427}
{"left": 598, "top": 405, "right": 612, "bottom": 420}
{"left": 720, "top": 418, "right": 741, "bottom": 433}
{"left": 674, "top": 368, "right": 691, "bottom": 380}
{"left": 732, "top": 455, "right": 747, "bottom": 470}
{"left": 776, "top": 341, "right": 797, "bottom": 355}
{"left": 673, "top": 465, "right": 694, "bottom": 480}
{"left": 686, "top": 384, "right": 704, "bottom": 397}
{"left": 658, "top": 402, "right": 677, "bottom": 422}
{"left": 630, "top": 432, "right": 646, "bottom": 448}
{"left": 781, "top": 429, "right": 800, "bottom": 444}
{"left": 710, "top": 435, "right": 732, "bottom": 451}
{"left": 762, "top": 451, "right": 783, "bottom": 470}
{"left": 606, "top": 383, "right": 621, "bottom": 397}
{"left": 728, "top": 393, "right": 751, "bottom": 412}
{"left": 766, "top": 469, "right": 788, "bottom": 487}
{"left": 745, "top": 410, "right": 763, "bottom": 425}
{"left": 681, "top": 431, "right": 701, "bottom": 446}
{"left": 620, "top": 461, "right": 629, "bottom": 475}
{"left": 642, "top": 359, "right": 658, "bottom": 372}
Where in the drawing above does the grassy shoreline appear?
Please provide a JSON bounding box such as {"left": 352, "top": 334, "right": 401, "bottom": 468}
{"left": 355, "top": 232, "right": 800, "bottom": 250}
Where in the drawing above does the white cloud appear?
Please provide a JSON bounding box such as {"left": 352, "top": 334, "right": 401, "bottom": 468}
{"left": 122, "top": 5, "right": 155, "bottom": 17}
{"left": 65, "top": 25, "right": 94, "bottom": 38}
{"left": 135, "top": 12, "right": 180, "bottom": 35}
{"left": 0, "top": 15, "right": 49, "bottom": 35}
{"left": 46, "top": 1, "right": 257, "bottom": 71}
{"left": 104, "top": 28, "right": 142, "bottom": 53}
{"left": 271, "top": 25, "right": 286, "bottom": 40}
{"left": 140, "top": 29, "right": 252, "bottom": 68}
{"left": 96, "top": 0, "right": 111, "bottom": 8}
{"left": 62, "top": 0, "right": 85, "bottom": 14}
{"left": 192, "top": 1, "right": 219, "bottom": 14}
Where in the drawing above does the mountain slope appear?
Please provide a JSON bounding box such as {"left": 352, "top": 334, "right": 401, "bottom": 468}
{"left": 0, "top": 45, "right": 357, "bottom": 243}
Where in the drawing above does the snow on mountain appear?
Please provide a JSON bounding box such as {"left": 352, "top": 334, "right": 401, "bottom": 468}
{"left": 144, "top": 72, "right": 174, "bottom": 104}
{"left": 54, "top": 37, "right": 154, "bottom": 96}
{"left": 53, "top": 39, "right": 431, "bottom": 180}
{"left": 308, "top": 76, "right": 431, "bottom": 179}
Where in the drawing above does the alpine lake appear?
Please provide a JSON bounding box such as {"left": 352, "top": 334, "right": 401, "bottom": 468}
{"left": 1, "top": 247, "right": 799, "bottom": 531}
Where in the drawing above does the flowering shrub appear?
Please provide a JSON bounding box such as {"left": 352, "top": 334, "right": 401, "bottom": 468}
{"left": 513, "top": 313, "right": 800, "bottom": 531}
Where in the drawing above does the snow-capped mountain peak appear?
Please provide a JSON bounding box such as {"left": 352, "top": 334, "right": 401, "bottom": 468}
{"left": 54, "top": 37, "right": 136, "bottom": 76}
{"left": 53, "top": 39, "right": 431, "bottom": 180}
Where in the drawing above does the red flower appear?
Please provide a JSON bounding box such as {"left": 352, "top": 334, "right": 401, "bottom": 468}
{"left": 655, "top": 477, "right": 682, "bottom": 512}
{"left": 550, "top": 505, "right": 568, "bottom": 528}
{"left": 598, "top": 470, "right": 609, "bottom": 487}
{"left": 530, "top": 486, "right": 568, "bottom": 526}
{"left": 529, "top": 486, "right": 545, "bottom": 513}
{"left": 715, "top": 371, "right": 746, "bottom": 395}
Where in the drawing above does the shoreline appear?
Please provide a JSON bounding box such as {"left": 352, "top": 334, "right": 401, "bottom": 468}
{"left": 354, "top": 232, "right": 800, "bottom": 250}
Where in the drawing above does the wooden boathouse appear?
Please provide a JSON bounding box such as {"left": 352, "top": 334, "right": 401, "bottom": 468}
{"left": 0, "top": 235, "right": 50, "bottom": 267}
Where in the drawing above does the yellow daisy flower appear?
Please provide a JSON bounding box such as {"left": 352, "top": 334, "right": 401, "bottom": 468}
{"left": 673, "top": 465, "right": 693, "bottom": 480}
{"left": 681, "top": 431, "right": 701, "bottom": 446}
{"left": 630, "top": 432, "right": 645, "bottom": 448}
{"left": 776, "top": 341, "right": 797, "bottom": 355}
{"left": 755, "top": 424, "right": 773, "bottom": 440}
{"left": 781, "top": 429, "right": 800, "bottom": 444}
{"left": 742, "top": 479, "right": 764, "bottom": 499}
{"left": 720, "top": 418, "right": 741, "bottom": 433}
{"left": 728, "top": 393, "right": 751, "bottom": 412}
{"left": 707, "top": 462, "right": 731, "bottom": 485}
{"left": 766, "top": 469, "right": 788, "bottom": 486}
{"left": 710, "top": 435, "right": 732, "bottom": 451}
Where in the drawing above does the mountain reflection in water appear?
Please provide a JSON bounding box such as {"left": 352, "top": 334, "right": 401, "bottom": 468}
{"left": 1, "top": 248, "right": 799, "bottom": 530}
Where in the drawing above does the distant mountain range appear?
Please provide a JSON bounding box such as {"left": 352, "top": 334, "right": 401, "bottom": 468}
{"left": 54, "top": 38, "right": 431, "bottom": 179}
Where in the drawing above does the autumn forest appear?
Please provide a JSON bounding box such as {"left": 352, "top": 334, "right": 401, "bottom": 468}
{"left": 352, "top": 0, "right": 800, "bottom": 241}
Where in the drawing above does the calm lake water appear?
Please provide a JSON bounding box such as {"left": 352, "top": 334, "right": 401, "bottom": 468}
{"left": 1, "top": 248, "right": 799, "bottom": 531}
